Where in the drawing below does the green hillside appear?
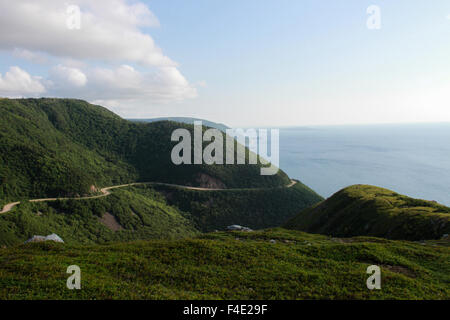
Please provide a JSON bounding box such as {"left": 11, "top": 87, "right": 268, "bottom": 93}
{"left": 285, "top": 185, "right": 450, "bottom": 241}
{"left": 0, "top": 228, "right": 448, "bottom": 299}
{"left": 0, "top": 187, "right": 199, "bottom": 246}
{"left": 3, "top": 98, "right": 449, "bottom": 301}
{"left": 0, "top": 98, "right": 292, "bottom": 202}
{"left": 0, "top": 183, "right": 321, "bottom": 246}
{"left": 152, "top": 181, "right": 322, "bottom": 232}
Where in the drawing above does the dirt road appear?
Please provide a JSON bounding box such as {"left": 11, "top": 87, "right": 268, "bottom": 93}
{"left": 0, "top": 180, "right": 297, "bottom": 214}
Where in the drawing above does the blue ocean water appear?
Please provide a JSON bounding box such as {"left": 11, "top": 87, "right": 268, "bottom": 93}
{"left": 278, "top": 123, "right": 450, "bottom": 206}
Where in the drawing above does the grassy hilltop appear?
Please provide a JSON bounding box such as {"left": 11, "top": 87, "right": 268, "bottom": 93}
{"left": 0, "top": 228, "right": 448, "bottom": 300}
{"left": 285, "top": 185, "right": 450, "bottom": 241}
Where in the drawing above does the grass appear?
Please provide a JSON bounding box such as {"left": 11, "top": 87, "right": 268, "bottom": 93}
{"left": 285, "top": 185, "right": 450, "bottom": 241}
{"left": 0, "top": 228, "right": 448, "bottom": 300}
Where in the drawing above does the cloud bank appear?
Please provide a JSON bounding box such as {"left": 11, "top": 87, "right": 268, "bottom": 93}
{"left": 0, "top": 0, "right": 197, "bottom": 113}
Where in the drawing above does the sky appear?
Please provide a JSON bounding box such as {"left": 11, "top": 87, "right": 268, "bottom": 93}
{"left": 0, "top": 0, "right": 450, "bottom": 127}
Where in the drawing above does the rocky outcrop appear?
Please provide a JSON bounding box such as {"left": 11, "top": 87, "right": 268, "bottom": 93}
{"left": 226, "top": 225, "right": 253, "bottom": 232}
{"left": 99, "top": 212, "right": 124, "bottom": 232}
{"left": 196, "top": 173, "right": 226, "bottom": 189}
{"left": 25, "top": 233, "right": 64, "bottom": 243}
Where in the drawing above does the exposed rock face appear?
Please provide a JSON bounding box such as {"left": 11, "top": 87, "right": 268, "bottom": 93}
{"left": 98, "top": 212, "right": 124, "bottom": 232}
{"left": 25, "top": 233, "right": 64, "bottom": 243}
{"left": 196, "top": 173, "right": 226, "bottom": 189}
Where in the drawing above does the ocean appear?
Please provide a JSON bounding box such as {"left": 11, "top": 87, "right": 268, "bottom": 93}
{"left": 277, "top": 123, "right": 450, "bottom": 206}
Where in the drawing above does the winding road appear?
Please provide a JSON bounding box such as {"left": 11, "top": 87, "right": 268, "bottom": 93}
{"left": 0, "top": 180, "right": 297, "bottom": 214}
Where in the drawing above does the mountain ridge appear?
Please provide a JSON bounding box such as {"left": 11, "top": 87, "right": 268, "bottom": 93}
{"left": 129, "top": 117, "right": 230, "bottom": 132}
{"left": 0, "top": 98, "right": 294, "bottom": 201}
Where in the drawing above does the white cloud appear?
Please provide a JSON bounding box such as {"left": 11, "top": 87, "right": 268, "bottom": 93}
{"left": 90, "top": 65, "right": 143, "bottom": 92}
{"left": 0, "top": 0, "right": 198, "bottom": 110}
{"left": 0, "top": 66, "right": 46, "bottom": 97}
{"left": 0, "top": 0, "right": 171, "bottom": 67}
{"left": 50, "top": 65, "right": 87, "bottom": 88}
{"left": 48, "top": 64, "right": 197, "bottom": 103}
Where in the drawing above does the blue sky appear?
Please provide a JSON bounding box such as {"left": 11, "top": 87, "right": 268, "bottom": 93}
{"left": 1, "top": 0, "right": 450, "bottom": 126}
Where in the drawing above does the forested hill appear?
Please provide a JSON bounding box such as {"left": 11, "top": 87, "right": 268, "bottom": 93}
{"left": 0, "top": 98, "right": 293, "bottom": 201}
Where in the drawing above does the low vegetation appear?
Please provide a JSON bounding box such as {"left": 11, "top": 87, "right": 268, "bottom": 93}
{"left": 0, "top": 228, "right": 448, "bottom": 299}
{"left": 285, "top": 185, "right": 450, "bottom": 241}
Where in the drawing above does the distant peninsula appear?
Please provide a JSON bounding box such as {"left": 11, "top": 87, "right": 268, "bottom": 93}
{"left": 128, "top": 117, "right": 230, "bottom": 132}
